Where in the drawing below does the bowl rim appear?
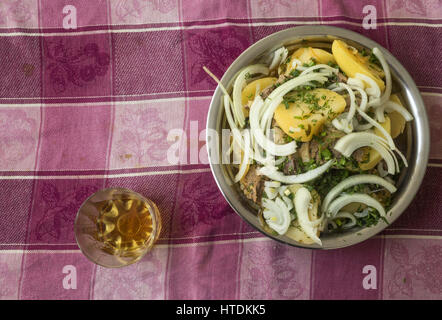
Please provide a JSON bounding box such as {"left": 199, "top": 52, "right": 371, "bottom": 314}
{"left": 206, "top": 25, "right": 430, "bottom": 250}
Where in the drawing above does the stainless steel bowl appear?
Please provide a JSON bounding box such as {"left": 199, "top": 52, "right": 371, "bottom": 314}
{"left": 206, "top": 26, "right": 430, "bottom": 249}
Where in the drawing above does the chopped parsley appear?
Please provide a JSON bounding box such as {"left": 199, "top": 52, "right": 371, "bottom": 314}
{"left": 290, "top": 69, "right": 300, "bottom": 77}
{"left": 369, "top": 52, "right": 381, "bottom": 67}
{"left": 356, "top": 208, "right": 389, "bottom": 228}
{"left": 320, "top": 148, "right": 332, "bottom": 161}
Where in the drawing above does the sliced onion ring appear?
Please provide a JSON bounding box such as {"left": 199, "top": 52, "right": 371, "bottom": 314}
{"left": 321, "top": 174, "right": 397, "bottom": 213}
{"left": 258, "top": 160, "right": 333, "bottom": 184}
{"left": 294, "top": 187, "right": 322, "bottom": 246}
{"left": 232, "top": 64, "right": 269, "bottom": 128}
{"left": 326, "top": 193, "right": 386, "bottom": 218}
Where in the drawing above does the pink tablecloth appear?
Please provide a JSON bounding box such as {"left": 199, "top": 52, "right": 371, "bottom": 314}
{"left": 0, "top": 0, "right": 441, "bottom": 300}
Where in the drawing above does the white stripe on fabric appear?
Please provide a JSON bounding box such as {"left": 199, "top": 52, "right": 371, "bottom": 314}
{"left": 0, "top": 20, "right": 441, "bottom": 37}
{"left": 0, "top": 168, "right": 211, "bottom": 180}
{"left": 1, "top": 234, "right": 441, "bottom": 254}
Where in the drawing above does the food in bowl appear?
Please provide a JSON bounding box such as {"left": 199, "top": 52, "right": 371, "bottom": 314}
{"left": 204, "top": 38, "right": 414, "bottom": 246}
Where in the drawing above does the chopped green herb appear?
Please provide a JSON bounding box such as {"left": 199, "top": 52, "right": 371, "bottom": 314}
{"left": 321, "top": 148, "right": 332, "bottom": 161}
{"left": 290, "top": 69, "right": 300, "bottom": 77}
{"left": 369, "top": 52, "right": 381, "bottom": 67}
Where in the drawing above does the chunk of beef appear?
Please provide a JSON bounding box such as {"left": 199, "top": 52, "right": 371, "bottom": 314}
{"left": 240, "top": 165, "right": 264, "bottom": 204}
{"left": 352, "top": 147, "right": 369, "bottom": 162}
{"left": 283, "top": 153, "right": 302, "bottom": 175}
{"left": 337, "top": 72, "right": 348, "bottom": 83}
{"left": 309, "top": 139, "right": 320, "bottom": 160}
{"left": 306, "top": 123, "right": 346, "bottom": 165}
{"left": 271, "top": 120, "right": 288, "bottom": 144}
{"left": 276, "top": 73, "right": 289, "bottom": 85}
{"left": 260, "top": 74, "right": 290, "bottom": 100}
{"left": 299, "top": 141, "right": 311, "bottom": 163}
{"left": 260, "top": 84, "right": 275, "bottom": 100}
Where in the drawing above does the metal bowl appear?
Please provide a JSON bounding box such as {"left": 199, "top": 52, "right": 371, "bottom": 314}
{"left": 206, "top": 26, "right": 430, "bottom": 249}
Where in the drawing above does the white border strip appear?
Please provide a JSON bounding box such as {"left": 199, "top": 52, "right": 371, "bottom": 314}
{"left": 2, "top": 13, "right": 442, "bottom": 31}
{"left": 0, "top": 90, "right": 213, "bottom": 101}
{"left": 1, "top": 234, "right": 441, "bottom": 253}
{"left": 0, "top": 95, "right": 211, "bottom": 108}
{"left": 0, "top": 91, "right": 439, "bottom": 109}
{"left": 379, "top": 235, "right": 442, "bottom": 240}
{"left": 4, "top": 162, "right": 439, "bottom": 178}
{"left": 0, "top": 168, "right": 211, "bottom": 180}
{"left": 0, "top": 20, "right": 441, "bottom": 37}
{"left": 421, "top": 92, "right": 442, "bottom": 97}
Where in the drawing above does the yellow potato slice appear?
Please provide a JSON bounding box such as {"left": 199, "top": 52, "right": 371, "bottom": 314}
{"left": 388, "top": 94, "right": 407, "bottom": 139}
{"left": 332, "top": 40, "right": 385, "bottom": 91}
{"left": 285, "top": 47, "right": 335, "bottom": 75}
{"left": 274, "top": 88, "right": 346, "bottom": 142}
{"left": 285, "top": 224, "right": 315, "bottom": 244}
{"left": 241, "top": 77, "right": 277, "bottom": 117}
{"left": 285, "top": 184, "right": 321, "bottom": 244}
{"left": 359, "top": 116, "right": 391, "bottom": 171}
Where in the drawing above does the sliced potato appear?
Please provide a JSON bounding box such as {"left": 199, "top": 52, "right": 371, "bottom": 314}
{"left": 285, "top": 47, "right": 335, "bottom": 75}
{"left": 309, "top": 47, "right": 336, "bottom": 65}
{"left": 241, "top": 77, "right": 277, "bottom": 117}
{"left": 359, "top": 116, "right": 391, "bottom": 171}
{"left": 285, "top": 184, "right": 321, "bottom": 244}
{"left": 285, "top": 224, "right": 315, "bottom": 244}
{"left": 388, "top": 94, "right": 407, "bottom": 139}
{"left": 274, "top": 88, "right": 346, "bottom": 142}
{"left": 332, "top": 40, "right": 385, "bottom": 91}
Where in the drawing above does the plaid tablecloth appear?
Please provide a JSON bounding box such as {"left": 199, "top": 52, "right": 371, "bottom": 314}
{"left": 0, "top": 0, "right": 440, "bottom": 300}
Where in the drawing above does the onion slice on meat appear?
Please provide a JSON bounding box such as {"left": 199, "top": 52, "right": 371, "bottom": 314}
{"left": 347, "top": 77, "right": 365, "bottom": 89}
{"left": 334, "top": 132, "right": 397, "bottom": 174}
{"left": 299, "top": 64, "right": 338, "bottom": 76}
{"left": 332, "top": 212, "right": 357, "bottom": 229}
{"left": 232, "top": 64, "right": 269, "bottom": 128}
{"left": 331, "top": 83, "right": 356, "bottom": 133}
{"left": 294, "top": 187, "right": 322, "bottom": 245}
{"left": 262, "top": 197, "right": 291, "bottom": 235}
{"left": 321, "top": 174, "right": 397, "bottom": 213}
{"left": 250, "top": 95, "right": 297, "bottom": 156}
{"left": 264, "top": 187, "right": 278, "bottom": 200}
{"left": 355, "top": 73, "right": 381, "bottom": 98}
{"left": 326, "top": 193, "right": 387, "bottom": 218}
{"left": 372, "top": 47, "right": 392, "bottom": 106}
{"left": 377, "top": 161, "right": 389, "bottom": 177}
{"left": 384, "top": 101, "right": 414, "bottom": 121}
{"left": 269, "top": 47, "right": 288, "bottom": 70}
{"left": 234, "top": 129, "right": 251, "bottom": 182}
{"left": 223, "top": 95, "right": 246, "bottom": 152}
{"left": 204, "top": 66, "right": 247, "bottom": 153}
{"left": 356, "top": 106, "right": 395, "bottom": 150}
{"left": 258, "top": 160, "right": 333, "bottom": 184}
{"left": 264, "top": 181, "right": 281, "bottom": 188}
{"left": 350, "top": 85, "right": 368, "bottom": 112}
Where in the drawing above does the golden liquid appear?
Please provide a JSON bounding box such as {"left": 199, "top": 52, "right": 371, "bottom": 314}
{"left": 94, "top": 197, "right": 154, "bottom": 258}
